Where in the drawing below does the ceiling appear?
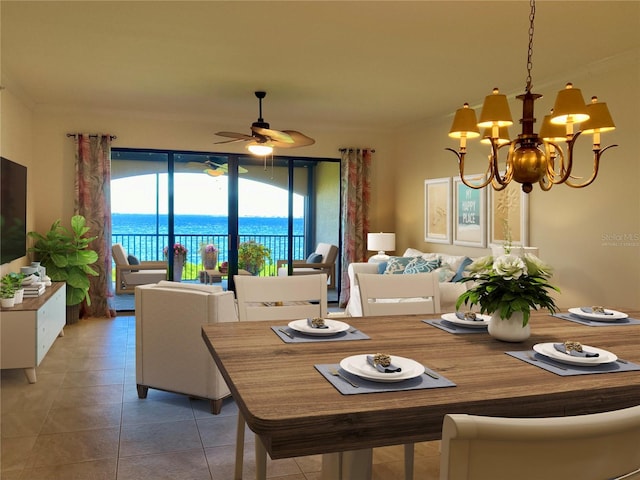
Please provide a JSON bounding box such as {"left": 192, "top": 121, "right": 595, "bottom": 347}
{"left": 2, "top": 1, "right": 639, "bottom": 134}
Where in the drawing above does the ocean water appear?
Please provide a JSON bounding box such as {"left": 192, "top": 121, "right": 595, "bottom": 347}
{"left": 112, "top": 213, "right": 304, "bottom": 265}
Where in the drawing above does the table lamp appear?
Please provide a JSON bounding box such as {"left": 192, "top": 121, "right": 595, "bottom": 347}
{"left": 367, "top": 232, "right": 396, "bottom": 263}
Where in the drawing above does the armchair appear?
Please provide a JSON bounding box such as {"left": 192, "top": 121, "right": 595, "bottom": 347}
{"left": 112, "top": 243, "right": 167, "bottom": 294}
{"left": 276, "top": 242, "right": 338, "bottom": 289}
{"left": 134, "top": 281, "right": 238, "bottom": 414}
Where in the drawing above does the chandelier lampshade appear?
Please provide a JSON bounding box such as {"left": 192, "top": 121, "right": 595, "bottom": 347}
{"left": 445, "top": 0, "right": 617, "bottom": 193}
{"left": 477, "top": 89, "right": 514, "bottom": 128}
{"left": 550, "top": 83, "right": 590, "bottom": 126}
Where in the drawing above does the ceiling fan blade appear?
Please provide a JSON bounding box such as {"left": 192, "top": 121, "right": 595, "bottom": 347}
{"left": 215, "top": 131, "right": 254, "bottom": 141}
{"left": 251, "top": 126, "right": 294, "bottom": 144}
{"left": 271, "top": 130, "right": 316, "bottom": 148}
{"left": 214, "top": 137, "right": 250, "bottom": 145}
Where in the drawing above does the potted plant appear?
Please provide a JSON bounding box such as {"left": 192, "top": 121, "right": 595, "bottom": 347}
{"left": 200, "top": 243, "right": 218, "bottom": 270}
{"left": 456, "top": 253, "right": 559, "bottom": 342}
{"left": 163, "top": 243, "right": 188, "bottom": 281}
{"left": 28, "top": 215, "right": 99, "bottom": 324}
{"left": 2, "top": 272, "right": 26, "bottom": 304}
{"left": 0, "top": 281, "right": 16, "bottom": 308}
{"left": 238, "top": 240, "right": 271, "bottom": 276}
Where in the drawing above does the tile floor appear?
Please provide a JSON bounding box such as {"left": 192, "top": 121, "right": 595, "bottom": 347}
{"left": 1, "top": 314, "right": 442, "bottom": 479}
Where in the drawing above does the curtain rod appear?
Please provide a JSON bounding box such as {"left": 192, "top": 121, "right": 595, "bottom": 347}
{"left": 339, "top": 147, "right": 375, "bottom": 153}
{"left": 66, "top": 133, "right": 117, "bottom": 140}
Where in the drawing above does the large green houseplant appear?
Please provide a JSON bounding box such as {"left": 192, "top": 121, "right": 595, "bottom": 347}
{"left": 28, "top": 215, "right": 99, "bottom": 322}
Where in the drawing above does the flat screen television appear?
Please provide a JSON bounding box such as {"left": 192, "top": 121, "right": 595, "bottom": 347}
{"left": 1, "top": 157, "right": 27, "bottom": 264}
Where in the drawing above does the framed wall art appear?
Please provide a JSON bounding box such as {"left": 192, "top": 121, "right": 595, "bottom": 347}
{"left": 424, "top": 177, "right": 451, "bottom": 244}
{"left": 453, "top": 175, "right": 487, "bottom": 247}
{"left": 488, "top": 180, "right": 529, "bottom": 247}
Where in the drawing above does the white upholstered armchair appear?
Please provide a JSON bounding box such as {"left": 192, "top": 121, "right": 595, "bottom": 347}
{"left": 276, "top": 242, "right": 338, "bottom": 289}
{"left": 134, "top": 281, "right": 239, "bottom": 414}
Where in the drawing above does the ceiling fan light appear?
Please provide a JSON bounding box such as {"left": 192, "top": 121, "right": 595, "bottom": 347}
{"left": 477, "top": 88, "right": 514, "bottom": 128}
{"left": 580, "top": 97, "right": 615, "bottom": 134}
{"left": 247, "top": 143, "right": 273, "bottom": 156}
{"left": 550, "top": 83, "right": 590, "bottom": 125}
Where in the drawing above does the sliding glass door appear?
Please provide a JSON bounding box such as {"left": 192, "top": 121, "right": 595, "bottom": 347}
{"left": 111, "top": 148, "right": 340, "bottom": 296}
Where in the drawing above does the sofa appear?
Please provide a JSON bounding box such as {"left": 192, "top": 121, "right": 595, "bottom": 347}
{"left": 135, "top": 280, "right": 238, "bottom": 414}
{"left": 345, "top": 248, "right": 475, "bottom": 316}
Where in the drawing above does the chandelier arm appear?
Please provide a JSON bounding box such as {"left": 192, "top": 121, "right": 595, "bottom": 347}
{"left": 445, "top": 148, "right": 495, "bottom": 189}
{"left": 564, "top": 144, "right": 618, "bottom": 188}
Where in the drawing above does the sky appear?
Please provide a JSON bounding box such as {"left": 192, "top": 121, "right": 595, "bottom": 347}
{"left": 111, "top": 173, "right": 303, "bottom": 217}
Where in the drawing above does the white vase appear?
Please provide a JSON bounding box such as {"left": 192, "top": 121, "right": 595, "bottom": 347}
{"left": 1, "top": 296, "right": 16, "bottom": 308}
{"left": 173, "top": 256, "right": 184, "bottom": 282}
{"left": 14, "top": 288, "right": 24, "bottom": 304}
{"left": 488, "top": 311, "right": 530, "bottom": 342}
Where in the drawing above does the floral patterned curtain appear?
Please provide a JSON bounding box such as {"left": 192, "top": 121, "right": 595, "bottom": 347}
{"left": 74, "top": 133, "right": 115, "bottom": 318}
{"left": 339, "top": 148, "right": 372, "bottom": 307}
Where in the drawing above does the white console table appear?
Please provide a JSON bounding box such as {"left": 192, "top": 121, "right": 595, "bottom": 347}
{"left": 0, "top": 282, "right": 66, "bottom": 383}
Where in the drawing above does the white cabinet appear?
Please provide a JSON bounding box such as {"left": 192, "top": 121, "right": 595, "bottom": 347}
{"left": 1, "top": 282, "right": 66, "bottom": 383}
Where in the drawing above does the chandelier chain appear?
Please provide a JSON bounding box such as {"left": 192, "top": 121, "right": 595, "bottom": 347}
{"left": 525, "top": 0, "right": 536, "bottom": 92}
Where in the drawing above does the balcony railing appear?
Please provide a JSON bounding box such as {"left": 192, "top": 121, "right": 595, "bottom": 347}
{"left": 112, "top": 233, "right": 306, "bottom": 278}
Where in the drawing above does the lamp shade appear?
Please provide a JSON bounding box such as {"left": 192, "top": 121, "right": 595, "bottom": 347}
{"left": 539, "top": 113, "right": 566, "bottom": 142}
{"left": 367, "top": 233, "right": 396, "bottom": 252}
{"left": 550, "top": 83, "right": 589, "bottom": 125}
{"left": 580, "top": 97, "right": 615, "bottom": 134}
{"left": 480, "top": 126, "right": 511, "bottom": 145}
{"left": 449, "top": 103, "right": 480, "bottom": 139}
{"left": 477, "top": 88, "right": 514, "bottom": 128}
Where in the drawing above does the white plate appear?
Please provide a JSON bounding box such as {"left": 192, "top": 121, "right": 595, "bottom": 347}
{"left": 568, "top": 307, "right": 628, "bottom": 322}
{"left": 288, "top": 318, "right": 350, "bottom": 336}
{"left": 533, "top": 342, "right": 617, "bottom": 366}
{"left": 339, "top": 354, "right": 425, "bottom": 382}
{"left": 441, "top": 312, "right": 491, "bottom": 328}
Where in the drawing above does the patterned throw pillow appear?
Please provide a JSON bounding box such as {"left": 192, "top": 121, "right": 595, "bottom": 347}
{"left": 403, "top": 256, "right": 441, "bottom": 274}
{"left": 383, "top": 256, "right": 414, "bottom": 274}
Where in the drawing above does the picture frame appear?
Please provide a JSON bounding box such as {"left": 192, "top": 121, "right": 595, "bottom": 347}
{"left": 424, "top": 177, "right": 451, "bottom": 244}
{"left": 453, "top": 175, "right": 487, "bottom": 247}
{"left": 488, "top": 180, "right": 529, "bottom": 247}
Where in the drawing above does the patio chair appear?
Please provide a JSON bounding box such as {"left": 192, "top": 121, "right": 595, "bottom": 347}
{"left": 440, "top": 404, "right": 640, "bottom": 480}
{"left": 233, "top": 273, "right": 328, "bottom": 480}
{"left": 276, "top": 242, "right": 338, "bottom": 289}
{"left": 112, "top": 243, "right": 167, "bottom": 294}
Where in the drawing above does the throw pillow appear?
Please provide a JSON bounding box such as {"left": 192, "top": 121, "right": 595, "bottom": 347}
{"left": 377, "top": 261, "right": 388, "bottom": 274}
{"left": 434, "top": 265, "right": 456, "bottom": 282}
{"left": 452, "top": 256, "right": 474, "bottom": 282}
{"left": 403, "top": 256, "right": 441, "bottom": 274}
{"left": 127, "top": 254, "right": 140, "bottom": 272}
{"left": 306, "top": 253, "right": 323, "bottom": 263}
{"left": 383, "top": 256, "right": 414, "bottom": 274}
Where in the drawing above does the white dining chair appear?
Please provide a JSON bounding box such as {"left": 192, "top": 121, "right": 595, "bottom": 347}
{"left": 233, "top": 273, "right": 328, "bottom": 480}
{"left": 440, "top": 404, "right": 640, "bottom": 480}
{"left": 357, "top": 271, "right": 441, "bottom": 480}
{"left": 357, "top": 271, "right": 442, "bottom": 317}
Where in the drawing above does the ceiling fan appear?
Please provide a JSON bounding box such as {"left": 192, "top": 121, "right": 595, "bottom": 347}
{"left": 214, "top": 91, "right": 315, "bottom": 155}
{"left": 185, "top": 158, "right": 248, "bottom": 177}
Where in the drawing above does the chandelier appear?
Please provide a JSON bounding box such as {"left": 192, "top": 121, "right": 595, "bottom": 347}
{"left": 446, "top": 0, "right": 617, "bottom": 193}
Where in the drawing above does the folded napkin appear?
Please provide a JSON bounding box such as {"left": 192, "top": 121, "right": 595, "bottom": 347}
{"left": 366, "top": 355, "right": 402, "bottom": 373}
{"left": 580, "top": 307, "right": 613, "bottom": 315}
{"left": 307, "top": 318, "right": 329, "bottom": 329}
{"left": 455, "top": 311, "right": 483, "bottom": 322}
{"left": 553, "top": 343, "right": 600, "bottom": 358}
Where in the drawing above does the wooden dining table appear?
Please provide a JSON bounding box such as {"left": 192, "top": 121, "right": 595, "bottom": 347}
{"left": 201, "top": 310, "right": 640, "bottom": 479}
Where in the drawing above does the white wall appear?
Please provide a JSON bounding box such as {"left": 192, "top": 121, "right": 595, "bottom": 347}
{"left": 0, "top": 89, "right": 35, "bottom": 277}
